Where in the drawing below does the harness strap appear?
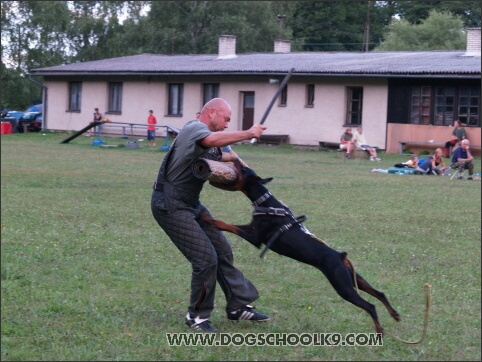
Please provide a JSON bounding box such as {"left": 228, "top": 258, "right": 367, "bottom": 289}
{"left": 260, "top": 214, "right": 307, "bottom": 258}
{"left": 252, "top": 192, "right": 272, "bottom": 206}
{"left": 253, "top": 206, "right": 288, "bottom": 217}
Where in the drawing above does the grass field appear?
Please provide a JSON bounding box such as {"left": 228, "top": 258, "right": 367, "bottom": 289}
{"left": 1, "top": 131, "right": 481, "bottom": 361}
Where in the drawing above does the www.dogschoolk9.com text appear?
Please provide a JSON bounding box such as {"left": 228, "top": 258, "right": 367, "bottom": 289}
{"left": 166, "top": 332, "right": 383, "bottom": 347}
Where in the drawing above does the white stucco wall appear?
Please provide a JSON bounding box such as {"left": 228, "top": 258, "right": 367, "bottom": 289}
{"left": 43, "top": 76, "right": 388, "bottom": 148}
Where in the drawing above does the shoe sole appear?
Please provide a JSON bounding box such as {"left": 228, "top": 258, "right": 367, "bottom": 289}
{"left": 228, "top": 318, "right": 270, "bottom": 323}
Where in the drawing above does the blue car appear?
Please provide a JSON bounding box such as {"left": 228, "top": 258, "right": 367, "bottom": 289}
{"left": 6, "top": 111, "right": 25, "bottom": 120}
{"left": 17, "top": 112, "right": 42, "bottom": 133}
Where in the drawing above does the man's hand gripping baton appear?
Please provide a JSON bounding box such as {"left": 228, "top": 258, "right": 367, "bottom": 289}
{"left": 250, "top": 67, "right": 295, "bottom": 144}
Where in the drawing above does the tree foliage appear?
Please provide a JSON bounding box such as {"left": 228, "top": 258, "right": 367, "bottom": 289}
{"left": 288, "top": 1, "right": 396, "bottom": 51}
{"left": 0, "top": 1, "right": 479, "bottom": 111}
{"left": 394, "top": 1, "right": 481, "bottom": 28}
{"left": 375, "top": 10, "right": 466, "bottom": 51}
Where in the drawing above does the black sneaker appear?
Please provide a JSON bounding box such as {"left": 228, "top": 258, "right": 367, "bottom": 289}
{"left": 185, "top": 317, "right": 218, "bottom": 333}
{"left": 467, "top": 176, "right": 473, "bottom": 180}
{"left": 227, "top": 305, "right": 270, "bottom": 322}
{"left": 457, "top": 176, "right": 463, "bottom": 180}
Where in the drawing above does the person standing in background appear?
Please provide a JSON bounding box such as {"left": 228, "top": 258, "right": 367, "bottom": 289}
{"left": 88, "top": 107, "right": 102, "bottom": 136}
{"left": 147, "top": 110, "right": 157, "bottom": 147}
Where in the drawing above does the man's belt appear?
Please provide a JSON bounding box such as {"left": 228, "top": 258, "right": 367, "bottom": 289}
{"left": 153, "top": 181, "right": 164, "bottom": 191}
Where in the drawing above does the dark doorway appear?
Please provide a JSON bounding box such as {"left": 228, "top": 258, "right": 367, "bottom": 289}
{"left": 242, "top": 92, "right": 255, "bottom": 130}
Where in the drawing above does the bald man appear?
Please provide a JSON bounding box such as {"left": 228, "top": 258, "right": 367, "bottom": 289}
{"left": 151, "top": 98, "right": 269, "bottom": 332}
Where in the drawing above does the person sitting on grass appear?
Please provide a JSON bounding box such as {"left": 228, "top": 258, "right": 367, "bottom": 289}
{"left": 370, "top": 155, "right": 425, "bottom": 174}
{"left": 417, "top": 156, "right": 437, "bottom": 175}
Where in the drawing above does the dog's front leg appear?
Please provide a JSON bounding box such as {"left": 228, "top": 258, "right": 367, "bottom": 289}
{"left": 200, "top": 215, "right": 261, "bottom": 248}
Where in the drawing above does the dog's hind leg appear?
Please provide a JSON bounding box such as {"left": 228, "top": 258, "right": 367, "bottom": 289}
{"left": 342, "top": 257, "right": 400, "bottom": 322}
{"left": 323, "top": 264, "right": 385, "bottom": 335}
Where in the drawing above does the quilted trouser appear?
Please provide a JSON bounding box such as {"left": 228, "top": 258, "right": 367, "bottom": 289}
{"left": 151, "top": 189, "right": 259, "bottom": 319}
{"left": 451, "top": 160, "right": 474, "bottom": 176}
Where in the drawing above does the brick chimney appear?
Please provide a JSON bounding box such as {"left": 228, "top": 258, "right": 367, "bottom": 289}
{"left": 218, "top": 35, "right": 237, "bottom": 59}
{"left": 464, "top": 28, "right": 481, "bottom": 56}
{"left": 274, "top": 39, "right": 291, "bottom": 53}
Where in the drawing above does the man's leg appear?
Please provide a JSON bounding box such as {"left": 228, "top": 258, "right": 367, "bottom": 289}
{"left": 198, "top": 207, "right": 259, "bottom": 311}
{"left": 466, "top": 160, "right": 474, "bottom": 177}
{"left": 152, "top": 206, "right": 219, "bottom": 320}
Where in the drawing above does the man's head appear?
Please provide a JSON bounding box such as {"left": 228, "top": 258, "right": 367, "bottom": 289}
{"left": 454, "top": 120, "right": 461, "bottom": 128}
{"left": 200, "top": 98, "right": 232, "bottom": 132}
{"left": 94, "top": 108, "right": 99, "bottom": 112}
{"left": 356, "top": 126, "right": 363, "bottom": 133}
{"left": 461, "top": 139, "right": 470, "bottom": 149}
{"left": 344, "top": 128, "right": 352, "bottom": 134}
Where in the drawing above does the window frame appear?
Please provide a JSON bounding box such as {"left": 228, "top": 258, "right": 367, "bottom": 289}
{"left": 68, "top": 81, "right": 82, "bottom": 112}
{"left": 167, "top": 83, "right": 184, "bottom": 116}
{"left": 203, "top": 83, "right": 220, "bottom": 105}
{"left": 306, "top": 84, "right": 315, "bottom": 107}
{"left": 409, "top": 85, "right": 480, "bottom": 126}
{"left": 345, "top": 86, "right": 363, "bottom": 126}
{"left": 108, "top": 82, "right": 123, "bottom": 114}
{"left": 279, "top": 85, "right": 287, "bottom": 107}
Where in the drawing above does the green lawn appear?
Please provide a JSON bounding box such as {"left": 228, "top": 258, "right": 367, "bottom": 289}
{"left": 1, "top": 132, "right": 481, "bottom": 361}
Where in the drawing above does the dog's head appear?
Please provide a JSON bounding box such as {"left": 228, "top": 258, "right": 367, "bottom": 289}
{"left": 209, "top": 159, "right": 273, "bottom": 193}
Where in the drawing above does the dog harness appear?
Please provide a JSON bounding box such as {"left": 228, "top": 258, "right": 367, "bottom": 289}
{"left": 252, "top": 205, "right": 307, "bottom": 258}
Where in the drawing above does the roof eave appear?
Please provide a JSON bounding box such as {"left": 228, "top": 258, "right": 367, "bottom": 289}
{"left": 29, "top": 71, "right": 480, "bottom": 79}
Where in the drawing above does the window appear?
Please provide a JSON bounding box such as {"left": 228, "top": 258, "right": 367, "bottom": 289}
{"left": 168, "top": 83, "right": 184, "bottom": 116}
{"left": 458, "top": 86, "right": 480, "bottom": 126}
{"left": 108, "top": 82, "right": 123, "bottom": 113}
{"left": 306, "top": 84, "right": 315, "bottom": 107}
{"left": 279, "top": 85, "right": 287, "bottom": 106}
{"left": 410, "top": 85, "right": 480, "bottom": 126}
{"left": 68, "top": 82, "right": 82, "bottom": 111}
{"left": 346, "top": 87, "right": 363, "bottom": 125}
{"left": 411, "top": 86, "right": 432, "bottom": 125}
{"left": 434, "top": 86, "right": 456, "bottom": 126}
{"left": 203, "top": 83, "right": 219, "bottom": 104}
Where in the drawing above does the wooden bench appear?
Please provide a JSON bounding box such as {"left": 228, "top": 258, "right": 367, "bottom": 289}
{"left": 318, "top": 141, "right": 340, "bottom": 150}
{"left": 399, "top": 141, "right": 445, "bottom": 154}
{"left": 259, "top": 134, "right": 289, "bottom": 145}
{"left": 337, "top": 149, "right": 370, "bottom": 159}
{"left": 399, "top": 141, "right": 481, "bottom": 156}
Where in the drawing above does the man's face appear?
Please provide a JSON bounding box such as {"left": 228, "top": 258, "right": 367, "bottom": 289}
{"left": 211, "top": 107, "right": 231, "bottom": 132}
{"left": 462, "top": 142, "right": 469, "bottom": 150}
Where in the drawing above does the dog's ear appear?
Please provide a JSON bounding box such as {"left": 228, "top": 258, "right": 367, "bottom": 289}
{"left": 259, "top": 177, "right": 273, "bottom": 185}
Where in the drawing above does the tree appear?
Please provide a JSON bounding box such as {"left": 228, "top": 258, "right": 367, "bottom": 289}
{"left": 395, "top": 1, "right": 481, "bottom": 28}
{"left": 375, "top": 10, "right": 466, "bottom": 51}
{"left": 288, "top": 1, "right": 397, "bottom": 51}
{"left": 136, "top": 1, "right": 293, "bottom": 55}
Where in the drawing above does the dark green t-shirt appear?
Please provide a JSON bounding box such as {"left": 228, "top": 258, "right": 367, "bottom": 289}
{"left": 165, "top": 120, "right": 212, "bottom": 188}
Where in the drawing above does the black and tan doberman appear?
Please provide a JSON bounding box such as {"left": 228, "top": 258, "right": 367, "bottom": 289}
{"left": 201, "top": 160, "right": 400, "bottom": 335}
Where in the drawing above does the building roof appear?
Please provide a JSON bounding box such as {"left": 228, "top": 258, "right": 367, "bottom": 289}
{"left": 30, "top": 50, "right": 481, "bottom": 79}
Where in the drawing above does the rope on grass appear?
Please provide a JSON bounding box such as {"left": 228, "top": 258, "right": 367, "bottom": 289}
{"left": 384, "top": 283, "right": 432, "bottom": 344}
